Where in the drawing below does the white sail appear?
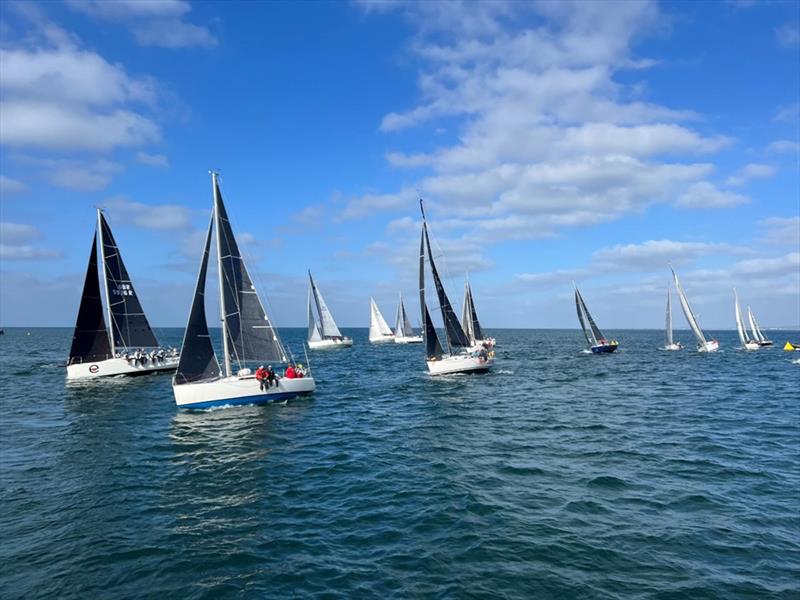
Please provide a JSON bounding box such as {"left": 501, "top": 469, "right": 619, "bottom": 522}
{"left": 462, "top": 283, "right": 474, "bottom": 342}
{"left": 671, "top": 269, "right": 707, "bottom": 346}
{"left": 666, "top": 287, "right": 673, "bottom": 346}
{"left": 747, "top": 306, "right": 767, "bottom": 343}
{"left": 734, "top": 290, "right": 748, "bottom": 346}
{"left": 308, "top": 272, "right": 343, "bottom": 339}
{"left": 308, "top": 286, "right": 322, "bottom": 342}
{"left": 369, "top": 297, "right": 393, "bottom": 341}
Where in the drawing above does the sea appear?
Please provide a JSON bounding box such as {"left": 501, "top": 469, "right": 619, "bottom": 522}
{"left": 1, "top": 327, "right": 798, "bottom": 599}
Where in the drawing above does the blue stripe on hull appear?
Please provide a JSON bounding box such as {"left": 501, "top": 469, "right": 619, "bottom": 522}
{"left": 179, "top": 390, "right": 312, "bottom": 410}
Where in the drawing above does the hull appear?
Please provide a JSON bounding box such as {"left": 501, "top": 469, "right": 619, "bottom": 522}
{"left": 590, "top": 342, "right": 618, "bottom": 354}
{"left": 369, "top": 335, "right": 395, "bottom": 344}
{"left": 395, "top": 335, "right": 423, "bottom": 344}
{"left": 698, "top": 340, "right": 720, "bottom": 353}
{"left": 173, "top": 374, "right": 315, "bottom": 409}
{"left": 426, "top": 354, "right": 493, "bottom": 375}
{"left": 308, "top": 337, "right": 353, "bottom": 350}
{"left": 67, "top": 355, "right": 178, "bottom": 380}
{"left": 742, "top": 341, "right": 760, "bottom": 351}
{"left": 758, "top": 340, "right": 773, "bottom": 347}
{"left": 664, "top": 343, "right": 683, "bottom": 351}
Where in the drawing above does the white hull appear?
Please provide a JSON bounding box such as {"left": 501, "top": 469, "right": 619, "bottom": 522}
{"left": 664, "top": 343, "right": 683, "bottom": 351}
{"left": 67, "top": 356, "right": 178, "bottom": 380}
{"left": 427, "top": 354, "right": 493, "bottom": 375}
{"left": 698, "top": 340, "right": 720, "bottom": 353}
{"left": 742, "top": 341, "right": 760, "bottom": 351}
{"left": 173, "top": 374, "right": 315, "bottom": 409}
{"left": 369, "top": 335, "right": 395, "bottom": 344}
{"left": 308, "top": 337, "right": 353, "bottom": 350}
{"left": 395, "top": 335, "right": 423, "bottom": 344}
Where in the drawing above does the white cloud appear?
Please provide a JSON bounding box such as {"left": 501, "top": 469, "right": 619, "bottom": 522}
{"left": 676, "top": 181, "right": 748, "bottom": 209}
{"left": 66, "top": 0, "right": 216, "bottom": 48}
{"left": 591, "top": 240, "right": 739, "bottom": 270}
{"left": 104, "top": 198, "right": 195, "bottom": 230}
{"left": 774, "top": 102, "right": 800, "bottom": 123}
{"left": 766, "top": 139, "right": 800, "bottom": 154}
{"left": 136, "top": 152, "right": 169, "bottom": 168}
{"left": 0, "top": 221, "right": 62, "bottom": 260}
{"left": 776, "top": 24, "right": 800, "bottom": 48}
{"left": 725, "top": 163, "right": 777, "bottom": 186}
{"left": 0, "top": 175, "right": 27, "bottom": 196}
{"left": 757, "top": 216, "right": 800, "bottom": 247}
{"left": 10, "top": 155, "right": 123, "bottom": 191}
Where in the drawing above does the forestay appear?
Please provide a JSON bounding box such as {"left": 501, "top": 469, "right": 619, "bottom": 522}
{"left": 69, "top": 233, "right": 112, "bottom": 365}
{"left": 672, "top": 269, "right": 707, "bottom": 345}
{"left": 308, "top": 271, "right": 343, "bottom": 339}
{"left": 99, "top": 212, "right": 158, "bottom": 350}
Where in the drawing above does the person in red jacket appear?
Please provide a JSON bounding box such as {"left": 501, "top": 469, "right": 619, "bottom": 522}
{"left": 255, "top": 365, "right": 268, "bottom": 391}
{"left": 284, "top": 364, "right": 297, "bottom": 379}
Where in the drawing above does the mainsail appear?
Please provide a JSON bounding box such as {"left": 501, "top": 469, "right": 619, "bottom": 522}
{"left": 665, "top": 287, "right": 674, "bottom": 347}
{"left": 395, "top": 294, "right": 415, "bottom": 337}
{"left": 174, "top": 218, "right": 221, "bottom": 385}
{"left": 574, "top": 286, "right": 604, "bottom": 347}
{"left": 461, "top": 282, "right": 485, "bottom": 343}
{"left": 734, "top": 290, "right": 749, "bottom": 346}
{"left": 308, "top": 271, "right": 343, "bottom": 339}
{"left": 419, "top": 223, "right": 443, "bottom": 360}
{"left": 747, "top": 307, "right": 767, "bottom": 343}
{"left": 671, "top": 268, "right": 707, "bottom": 345}
{"left": 214, "top": 180, "right": 287, "bottom": 369}
{"left": 98, "top": 211, "right": 158, "bottom": 350}
{"left": 369, "top": 298, "right": 393, "bottom": 339}
{"left": 68, "top": 233, "right": 112, "bottom": 364}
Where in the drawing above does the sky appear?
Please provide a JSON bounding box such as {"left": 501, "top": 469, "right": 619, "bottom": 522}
{"left": 0, "top": 0, "right": 798, "bottom": 330}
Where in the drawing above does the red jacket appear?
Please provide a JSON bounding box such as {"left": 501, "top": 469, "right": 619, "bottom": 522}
{"left": 255, "top": 367, "right": 267, "bottom": 381}
{"left": 285, "top": 366, "right": 297, "bottom": 379}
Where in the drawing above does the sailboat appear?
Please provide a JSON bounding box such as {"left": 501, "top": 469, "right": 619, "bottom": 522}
{"left": 746, "top": 305, "right": 773, "bottom": 347}
{"left": 307, "top": 271, "right": 353, "bottom": 349}
{"left": 369, "top": 297, "right": 395, "bottom": 343}
{"left": 172, "top": 173, "right": 315, "bottom": 409}
{"left": 671, "top": 267, "right": 719, "bottom": 352}
{"left": 574, "top": 284, "right": 618, "bottom": 354}
{"left": 735, "top": 290, "right": 760, "bottom": 351}
{"left": 394, "top": 293, "right": 422, "bottom": 344}
{"left": 67, "top": 209, "right": 179, "bottom": 379}
{"left": 419, "top": 199, "right": 493, "bottom": 375}
{"left": 461, "top": 278, "right": 496, "bottom": 349}
{"left": 664, "top": 285, "right": 683, "bottom": 350}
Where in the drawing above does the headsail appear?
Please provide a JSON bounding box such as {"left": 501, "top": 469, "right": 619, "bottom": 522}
{"left": 308, "top": 285, "right": 322, "bottom": 342}
{"left": 369, "top": 297, "right": 393, "bottom": 339}
{"left": 174, "top": 217, "right": 221, "bottom": 385}
{"left": 734, "top": 290, "right": 748, "bottom": 346}
{"left": 465, "top": 282, "right": 484, "bottom": 342}
{"left": 395, "top": 294, "right": 415, "bottom": 337}
{"left": 419, "top": 223, "right": 443, "bottom": 359}
{"left": 98, "top": 211, "right": 158, "bottom": 350}
{"left": 747, "top": 306, "right": 767, "bottom": 343}
{"left": 214, "top": 179, "right": 288, "bottom": 368}
{"left": 671, "top": 268, "right": 707, "bottom": 345}
{"left": 574, "top": 287, "right": 597, "bottom": 347}
{"left": 666, "top": 286, "right": 674, "bottom": 346}
{"left": 308, "top": 271, "right": 343, "bottom": 339}
{"left": 69, "top": 233, "right": 112, "bottom": 364}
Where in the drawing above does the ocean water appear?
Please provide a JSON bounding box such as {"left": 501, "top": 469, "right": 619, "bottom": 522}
{"left": 1, "top": 327, "right": 798, "bottom": 599}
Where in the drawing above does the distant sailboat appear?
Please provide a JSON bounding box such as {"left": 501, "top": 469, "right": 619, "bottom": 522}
{"left": 664, "top": 285, "right": 683, "bottom": 351}
{"left": 369, "top": 297, "right": 395, "bottom": 343}
{"left": 172, "top": 173, "right": 315, "bottom": 409}
{"left": 574, "top": 284, "right": 618, "bottom": 354}
{"left": 747, "top": 305, "right": 773, "bottom": 347}
{"left": 735, "top": 290, "right": 760, "bottom": 351}
{"left": 394, "top": 293, "right": 422, "bottom": 344}
{"left": 671, "top": 267, "right": 719, "bottom": 352}
{"left": 419, "top": 199, "right": 492, "bottom": 375}
{"left": 67, "top": 209, "right": 178, "bottom": 379}
{"left": 461, "top": 278, "right": 496, "bottom": 349}
{"left": 307, "top": 271, "right": 353, "bottom": 349}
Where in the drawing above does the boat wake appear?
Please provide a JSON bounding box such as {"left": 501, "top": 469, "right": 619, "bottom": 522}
{"left": 496, "top": 369, "right": 514, "bottom": 375}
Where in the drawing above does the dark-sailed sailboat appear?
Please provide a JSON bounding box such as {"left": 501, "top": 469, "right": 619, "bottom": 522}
{"left": 67, "top": 209, "right": 178, "bottom": 379}
{"left": 461, "top": 278, "right": 495, "bottom": 348}
{"left": 419, "top": 199, "right": 492, "bottom": 374}
{"left": 574, "top": 284, "right": 618, "bottom": 354}
{"left": 172, "top": 172, "right": 315, "bottom": 408}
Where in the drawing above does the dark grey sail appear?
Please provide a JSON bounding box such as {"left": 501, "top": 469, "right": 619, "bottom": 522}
{"left": 396, "top": 296, "right": 415, "bottom": 337}
{"left": 419, "top": 226, "right": 443, "bottom": 360}
{"left": 575, "top": 289, "right": 594, "bottom": 346}
{"left": 422, "top": 221, "right": 470, "bottom": 349}
{"left": 69, "top": 233, "right": 112, "bottom": 364}
{"left": 466, "top": 283, "right": 485, "bottom": 341}
{"left": 99, "top": 212, "right": 158, "bottom": 349}
{"left": 174, "top": 218, "right": 220, "bottom": 385}
{"left": 215, "top": 181, "right": 287, "bottom": 365}
{"left": 575, "top": 287, "right": 604, "bottom": 346}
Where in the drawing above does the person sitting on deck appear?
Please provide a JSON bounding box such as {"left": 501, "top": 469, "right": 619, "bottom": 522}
{"left": 285, "top": 364, "right": 297, "bottom": 379}
{"left": 255, "top": 365, "right": 268, "bottom": 391}
{"left": 266, "top": 366, "right": 277, "bottom": 387}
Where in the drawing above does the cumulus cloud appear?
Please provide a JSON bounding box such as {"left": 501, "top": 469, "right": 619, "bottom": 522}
{"left": 724, "top": 163, "right": 777, "bottom": 187}
{"left": 104, "top": 198, "right": 196, "bottom": 230}
{"left": 766, "top": 139, "right": 800, "bottom": 154}
{"left": 757, "top": 216, "right": 800, "bottom": 247}
{"left": 10, "top": 155, "right": 123, "bottom": 191}
{"left": 0, "top": 221, "right": 62, "bottom": 260}
{"left": 676, "top": 182, "right": 749, "bottom": 209}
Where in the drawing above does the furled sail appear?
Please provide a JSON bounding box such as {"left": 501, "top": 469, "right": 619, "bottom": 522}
{"left": 174, "top": 218, "right": 221, "bottom": 385}
{"left": 308, "top": 286, "right": 322, "bottom": 342}
{"left": 369, "top": 298, "right": 393, "bottom": 339}
{"left": 68, "top": 233, "right": 112, "bottom": 364}
{"left": 395, "top": 294, "right": 415, "bottom": 337}
{"left": 98, "top": 211, "right": 158, "bottom": 350}
{"left": 215, "top": 181, "right": 287, "bottom": 366}
{"left": 734, "top": 290, "right": 749, "bottom": 346}
{"left": 308, "top": 271, "right": 343, "bottom": 339}
{"left": 422, "top": 221, "right": 470, "bottom": 349}
{"left": 665, "top": 287, "right": 674, "bottom": 347}
{"left": 671, "top": 269, "right": 707, "bottom": 345}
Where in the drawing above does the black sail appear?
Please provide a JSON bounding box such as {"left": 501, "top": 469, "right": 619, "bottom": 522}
{"left": 575, "top": 289, "right": 593, "bottom": 346}
{"left": 215, "top": 180, "right": 287, "bottom": 366}
{"left": 174, "top": 218, "right": 220, "bottom": 385}
{"left": 98, "top": 213, "right": 159, "bottom": 349}
{"left": 69, "top": 233, "right": 112, "bottom": 364}
{"left": 419, "top": 226, "right": 443, "bottom": 359}
{"left": 467, "top": 284, "right": 485, "bottom": 341}
{"left": 423, "top": 222, "right": 470, "bottom": 348}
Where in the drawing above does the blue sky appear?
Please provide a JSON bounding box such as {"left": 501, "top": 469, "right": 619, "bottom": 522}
{"left": 1, "top": 0, "right": 798, "bottom": 330}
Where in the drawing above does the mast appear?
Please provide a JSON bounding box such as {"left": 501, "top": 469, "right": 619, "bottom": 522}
{"left": 97, "top": 208, "right": 115, "bottom": 355}
{"left": 212, "top": 172, "right": 232, "bottom": 378}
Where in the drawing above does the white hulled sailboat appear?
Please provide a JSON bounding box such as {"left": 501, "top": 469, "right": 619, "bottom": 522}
{"left": 307, "top": 271, "right": 353, "bottom": 349}
{"left": 394, "top": 293, "right": 422, "bottom": 344}
{"left": 419, "top": 199, "right": 492, "bottom": 375}
{"left": 664, "top": 285, "right": 683, "bottom": 351}
{"left": 172, "top": 173, "right": 315, "bottom": 409}
{"left": 369, "top": 297, "right": 395, "bottom": 343}
{"left": 67, "top": 209, "right": 178, "bottom": 379}
{"left": 735, "top": 289, "right": 760, "bottom": 351}
{"left": 461, "top": 278, "right": 495, "bottom": 349}
{"left": 574, "top": 284, "right": 618, "bottom": 354}
{"left": 671, "top": 267, "right": 719, "bottom": 352}
{"left": 747, "top": 305, "right": 773, "bottom": 347}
